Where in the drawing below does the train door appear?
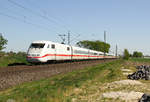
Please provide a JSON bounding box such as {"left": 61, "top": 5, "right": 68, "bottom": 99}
{"left": 50, "top": 44, "right": 56, "bottom": 60}
{"left": 67, "top": 46, "right": 72, "bottom": 60}
{"left": 70, "top": 46, "right": 73, "bottom": 60}
{"left": 55, "top": 44, "right": 63, "bottom": 60}
{"left": 88, "top": 50, "right": 90, "bottom": 59}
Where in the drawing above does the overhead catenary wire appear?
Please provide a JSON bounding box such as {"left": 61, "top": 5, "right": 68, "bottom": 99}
{"left": 7, "top": 0, "right": 82, "bottom": 40}
{"left": 1, "top": 6, "right": 63, "bottom": 33}
{"left": 24, "top": 0, "right": 70, "bottom": 31}
{"left": 26, "top": 0, "right": 83, "bottom": 37}
{"left": 0, "top": 12, "right": 59, "bottom": 33}
{"left": 2, "top": 0, "right": 83, "bottom": 45}
{"left": 69, "top": 34, "right": 81, "bottom": 44}
{"left": 0, "top": 6, "right": 27, "bottom": 18}
{"left": 7, "top": 0, "right": 69, "bottom": 32}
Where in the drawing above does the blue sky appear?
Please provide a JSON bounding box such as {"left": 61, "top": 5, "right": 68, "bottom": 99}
{"left": 0, "top": 0, "right": 150, "bottom": 55}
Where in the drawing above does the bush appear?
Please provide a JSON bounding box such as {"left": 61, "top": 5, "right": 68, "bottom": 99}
{"left": 123, "top": 49, "right": 130, "bottom": 60}
{"left": 0, "top": 51, "right": 5, "bottom": 57}
{"left": 133, "top": 51, "right": 143, "bottom": 58}
{"left": 0, "top": 34, "right": 8, "bottom": 51}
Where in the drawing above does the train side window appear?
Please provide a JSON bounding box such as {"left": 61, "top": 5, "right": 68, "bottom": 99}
{"left": 67, "top": 47, "right": 70, "bottom": 51}
{"left": 51, "top": 44, "right": 55, "bottom": 49}
{"left": 94, "top": 53, "right": 97, "bottom": 55}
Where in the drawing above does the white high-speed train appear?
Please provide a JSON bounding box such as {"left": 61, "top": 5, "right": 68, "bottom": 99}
{"left": 27, "top": 40, "right": 115, "bottom": 63}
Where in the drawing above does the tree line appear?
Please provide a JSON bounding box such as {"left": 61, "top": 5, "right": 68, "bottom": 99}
{"left": 123, "top": 49, "right": 144, "bottom": 60}
{"left": 76, "top": 40, "right": 110, "bottom": 53}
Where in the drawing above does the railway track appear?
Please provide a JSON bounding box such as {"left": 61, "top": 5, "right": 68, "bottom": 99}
{"left": 0, "top": 59, "right": 115, "bottom": 91}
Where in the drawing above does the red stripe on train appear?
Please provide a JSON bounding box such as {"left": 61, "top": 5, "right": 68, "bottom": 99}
{"left": 27, "top": 54, "right": 104, "bottom": 58}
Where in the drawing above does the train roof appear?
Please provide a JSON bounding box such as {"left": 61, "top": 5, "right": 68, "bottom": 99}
{"left": 32, "top": 40, "right": 53, "bottom": 44}
{"left": 32, "top": 40, "right": 70, "bottom": 45}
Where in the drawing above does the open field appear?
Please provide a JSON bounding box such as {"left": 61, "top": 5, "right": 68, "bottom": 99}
{"left": 0, "top": 58, "right": 150, "bottom": 102}
{"left": 0, "top": 54, "right": 28, "bottom": 67}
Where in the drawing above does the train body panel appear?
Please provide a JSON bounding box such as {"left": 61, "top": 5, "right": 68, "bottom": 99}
{"left": 55, "top": 43, "right": 72, "bottom": 60}
{"left": 27, "top": 40, "right": 115, "bottom": 63}
{"left": 88, "top": 50, "right": 104, "bottom": 59}
{"left": 72, "top": 46, "right": 89, "bottom": 60}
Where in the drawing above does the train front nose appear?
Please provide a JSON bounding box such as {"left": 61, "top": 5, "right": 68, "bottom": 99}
{"left": 27, "top": 54, "right": 41, "bottom": 62}
{"left": 26, "top": 43, "right": 46, "bottom": 63}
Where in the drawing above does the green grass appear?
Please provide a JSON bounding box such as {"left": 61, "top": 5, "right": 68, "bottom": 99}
{"left": 0, "top": 60, "right": 123, "bottom": 102}
{"left": 1, "top": 58, "right": 150, "bottom": 102}
{"left": 0, "top": 54, "right": 28, "bottom": 67}
{"left": 129, "top": 58, "right": 150, "bottom": 63}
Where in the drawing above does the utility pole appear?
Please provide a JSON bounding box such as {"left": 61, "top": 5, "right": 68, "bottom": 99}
{"left": 68, "top": 31, "right": 70, "bottom": 45}
{"left": 104, "top": 31, "right": 106, "bottom": 59}
{"left": 116, "top": 44, "right": 118, "bottom": 58}
{"left": 58, "top": 34, "right": 66, "bottom": 44}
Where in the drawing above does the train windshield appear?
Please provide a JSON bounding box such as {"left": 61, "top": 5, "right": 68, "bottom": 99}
{"left": 30, "top": 43, "right": 45, "bottom": 48}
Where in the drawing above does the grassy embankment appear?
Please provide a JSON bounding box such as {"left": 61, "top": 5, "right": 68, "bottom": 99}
{"left": 0, "top": 59, "right": 123, "bottom": 102}
{"left": 0, "top": 58, "right": 150, "bottom": 102}
{"left": 130, "top": 57, "right": 150, "bottom": 63}
{"left": 0, "top": 54, "right": 28, "bottom": 67}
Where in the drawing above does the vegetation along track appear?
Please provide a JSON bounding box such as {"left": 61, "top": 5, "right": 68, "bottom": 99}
{"left": 0, "top": 59, "right": 115, "bottom": 91}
